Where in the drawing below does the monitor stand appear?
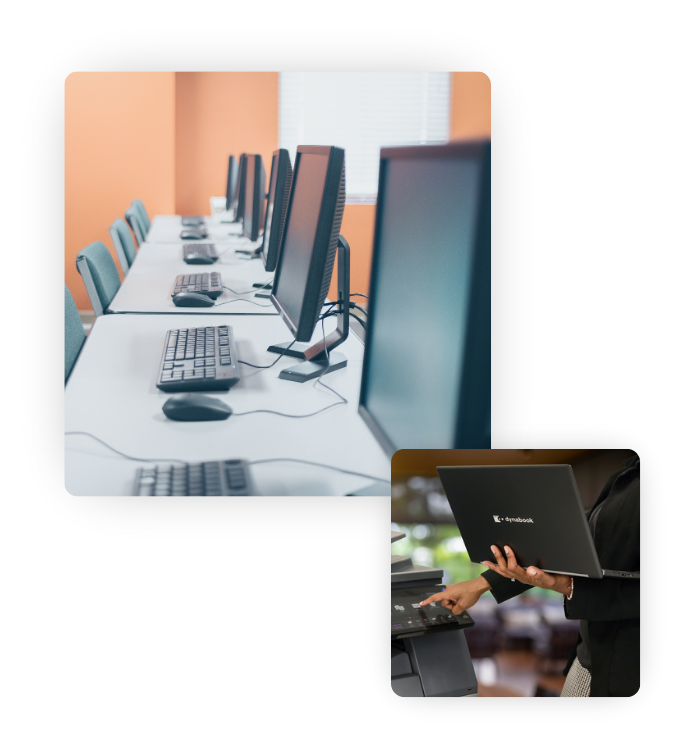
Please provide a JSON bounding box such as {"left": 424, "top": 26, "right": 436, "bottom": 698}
{"left": 268, "top": 236, "right": 351, "bottom": 382}
{"left": 235, "top": 243, "right": 263, "bottom": 259}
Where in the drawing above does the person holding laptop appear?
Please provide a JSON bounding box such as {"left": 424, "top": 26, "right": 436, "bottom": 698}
{"left": 420, "top": 456, "right": 640, "bottom": 697}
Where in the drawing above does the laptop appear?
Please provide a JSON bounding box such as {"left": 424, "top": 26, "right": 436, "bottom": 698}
{"left": 437, "top": 464, "right": 639, "bottom": 579}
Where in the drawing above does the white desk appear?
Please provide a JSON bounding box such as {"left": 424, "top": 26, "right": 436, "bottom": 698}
{"left": 145, "top": 215, "right": 251, "bottom": 244}
{"left": 65, "top": 314, "right": 390, "bottom": 496}
{"left": 108, "top": 243, "right": 277, "bottom": 316}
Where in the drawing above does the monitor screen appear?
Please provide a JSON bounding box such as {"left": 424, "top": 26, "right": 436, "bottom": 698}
{"left": 359, "top": 140, "right": 491, "bottom": 452}
{"left": 261, "top": 152, "right": 279, "bottom": 263}
{"left": 235, "top": 153, "right": 247, "bottom": 222}
{"left": 225, "top": 155, "right": 238, "bottom": 209}
{"left": 243, "top": 155, "right": 258, "bottom": 240}
{"left": 273, "top": 152, "right": 326, "bottom": 328}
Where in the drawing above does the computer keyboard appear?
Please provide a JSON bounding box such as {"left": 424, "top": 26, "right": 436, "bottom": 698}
{"left": 181, "top": 215, "right": 205, "bottom": 226}
{"left": 182, "top": 243, "right": 218, "bottom": 260}
{"left": 133, "top": 459, "right": 253, "bottom": 496}
{"left": 157, "top": 325, "right": 240, "bottom": 392}
{"left": 180, "top": 228, "right": 209, "bottom": 239}
{"left": 172, "top": 272, "right": 223, "bottom": 299}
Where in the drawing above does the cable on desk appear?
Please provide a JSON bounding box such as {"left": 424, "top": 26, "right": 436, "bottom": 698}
{"left": 219, "top": 279, "right": 273, "bottom": 296}
{"left": 239, "top": 340, "right": 295, "bottom": 369}
{"left": 212, "top": 298, "right": 271, "bottom": 308}
{"left": 235, "top": 319, "right": 347, "bottom": 417}
{"left": 248, "top": 458, "right": 390, "bottom": 484}
{"left": 65, "top": 432, "right": 189, "bottom": 464}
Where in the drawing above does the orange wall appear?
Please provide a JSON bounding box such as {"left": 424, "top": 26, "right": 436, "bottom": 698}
{"left": 450, "top": 72, "right": 491, "bottom": 139}
{"left": 65, "top": 72, "right": 490, "bottom": 310}
{"left": 175, "top": 73, "right": 279, "bottom": 215}
{"left": 65, "top": 72, "right": 176, "bottom": 310}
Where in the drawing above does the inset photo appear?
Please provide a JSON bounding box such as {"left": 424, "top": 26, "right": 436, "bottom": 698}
{"left": 391, "top": 449, "right": 639, "bottom": 697}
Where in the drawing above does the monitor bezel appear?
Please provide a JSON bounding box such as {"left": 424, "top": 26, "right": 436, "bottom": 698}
{"left": 270, "top": 145, "right": 345, "bottom": 343}
{"left": 225, "top": 155, "right": 238, "bottom": 209}
{"left": 261, "top": 149, "right": 292, "bottom": 273}
{"left": 357, "top": 139, "right": 492, "bottom": 456}
{"left": 242, "top": 153, "right": 264, "bottom": 241}
{"left": 235, "top": 153, "right": 247, "bottom": 222}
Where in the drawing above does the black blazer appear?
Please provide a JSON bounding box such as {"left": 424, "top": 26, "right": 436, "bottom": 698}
{"left": 481, "top": 457, "right": 640, "bottom": 697}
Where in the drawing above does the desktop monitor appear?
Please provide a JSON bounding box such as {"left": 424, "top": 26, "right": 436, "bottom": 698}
{"left": 271, "top": 145, "right": 346, "bottom": 344}
{"left": 261, "top": 149, "right": 293, "bottom": 272}
{"left": 358, "top": 139, "right": 491, "bottom": 453}
{"left": 243, "top": 154, "right": 266, "bottom": 242}
{"left": 234, "top": 153, "right": 247, "bottom": 222}
{"left": 225, "top": 155, "right": 239, "bottom": 210}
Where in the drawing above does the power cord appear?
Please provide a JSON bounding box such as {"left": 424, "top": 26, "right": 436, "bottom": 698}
{"left": 65, "top": 432, "right": 189, "bottom": 464}
{"left": 212, "top": 298, "right": 271, "bottom": 308}
{"left": 239, "top": 340, "right": 295, "bottom": 369}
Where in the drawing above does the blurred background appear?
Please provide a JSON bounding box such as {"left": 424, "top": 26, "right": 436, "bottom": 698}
{"left": 391, "top": 448, "right": 636, "bottom": 696}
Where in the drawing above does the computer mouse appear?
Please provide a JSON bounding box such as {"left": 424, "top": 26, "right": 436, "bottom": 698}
{"left": 180, "top": 229, "right": 209, "bottom": 239}
{"left": 163, "top": 394, "right": 233, "bottom": 422}
{"left": 172, "top": 292, "right": 216, "bottom": 308}
{"left": 184, "top": 254, "right": 216, "bottom": 265}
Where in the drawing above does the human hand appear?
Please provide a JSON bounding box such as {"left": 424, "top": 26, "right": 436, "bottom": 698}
{"left": 482, "top": 544, "right": 572, "bottom": 595}
{"left": 419, "top": 575, "right": 491, "bottom": 615}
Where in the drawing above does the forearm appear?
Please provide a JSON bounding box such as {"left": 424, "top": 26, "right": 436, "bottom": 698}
{"left": 476, "top": 576, "right": 491, "bottom": 592}
{"left": 565, "top": 577, "right": 640, "bottom": 622}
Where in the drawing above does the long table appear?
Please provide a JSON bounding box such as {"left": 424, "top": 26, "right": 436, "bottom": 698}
{"left": 65, "top": 313, "right": 391, "bottom": 496}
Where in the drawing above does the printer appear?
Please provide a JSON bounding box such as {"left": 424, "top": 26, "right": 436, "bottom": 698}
{"left": 391, "top": 530, "right": 478, "bottom": 696}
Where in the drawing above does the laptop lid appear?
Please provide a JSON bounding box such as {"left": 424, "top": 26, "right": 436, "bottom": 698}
{"left": 437, "top": 464, "right": 604, "bottom": 579}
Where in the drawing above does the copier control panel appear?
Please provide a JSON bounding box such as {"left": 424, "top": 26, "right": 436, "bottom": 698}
{"left": 391, "top": 584, "right": 475, "bottom": 638}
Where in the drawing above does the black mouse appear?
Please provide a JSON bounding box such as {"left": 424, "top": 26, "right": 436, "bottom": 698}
{"left": 180, "top": 229, "right": 209, "bottom": 239}
{"left": 163, "top": 394, "right": 233, "bottom": 421}
{"left": 184, "top": 254, "right": 216, "bottom": 265}
{"left": 172, "top": 292, "right": 215, "bottom": 307}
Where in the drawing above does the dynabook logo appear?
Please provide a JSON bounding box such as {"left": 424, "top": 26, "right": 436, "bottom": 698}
{"left": 493, "top": 515, "right": 534, "bottom": 523}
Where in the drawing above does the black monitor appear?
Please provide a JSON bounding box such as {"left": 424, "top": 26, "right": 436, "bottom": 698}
{"left": 261, "top": 149, "right": 293, "bottom": 272}
{"left": 242, "top": 154, "right": 266, "bottom": 242}
{"left": 225, "top": 155, "right": 239, "bottom": 210}
{"left": 234, "top": 153, "right": 247, "bottom": 223}
{"left": 268, "top": 145, "right": 348, "bottom": 382}
{"left": 358, "top": 139, "right": 491, "bottom": 453}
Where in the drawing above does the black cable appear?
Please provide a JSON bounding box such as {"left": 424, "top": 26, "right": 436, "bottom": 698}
{"left": 348, "top": 312, "right": 367, "bottom": 331}
{"left": 350, "top": 293, "right": 369, "bottom": 300}
{"left": 215, "top": 278, "right": 273, "bottom": 296}
{"left": 239, "top": 340, "right": 295, "bottom": 369}
{"left": 248, "top": 458, "right": 390, "bottom": 484}
{"left": 350, "top": 304, "right": 368, "bottom": 318}
{"left": 65, "top": 432, "right": 189, "bottom": 464}
{"left": 66, "top": 432, "right": 388, "bottom": 484}
{"left": 212, "top": 298, "right": 271, "bottom": 308}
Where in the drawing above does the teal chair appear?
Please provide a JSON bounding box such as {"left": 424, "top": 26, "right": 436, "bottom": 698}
{"left": 109, "top": 218, "right": 138, "bottom": 275}
{"left": 65, "top": 284, "right": 86, "bottom": 383}
{"left": 76, "top": 241, "right": 121, "bottom": 317}
{"left": 131, "top": 199, "right": 151, "bottom": 232}
{"left": 125, "top": 207, "right": 146, "bottom": 247}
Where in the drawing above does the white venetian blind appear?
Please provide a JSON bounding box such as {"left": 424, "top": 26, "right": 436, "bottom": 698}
{"left": 279, "top": 72, "right": 450, "bottom": 201}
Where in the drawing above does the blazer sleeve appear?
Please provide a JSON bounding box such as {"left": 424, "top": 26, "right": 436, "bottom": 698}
{"left": 481, "top": 568, "right": 534, "bottom": 603}
{"left": 564, "top": 577, "right": 639, "bottom": 622}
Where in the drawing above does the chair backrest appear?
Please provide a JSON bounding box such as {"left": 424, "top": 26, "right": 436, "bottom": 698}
{"left": 76, "top": 240, "right": 122, "bottom": 316}
{"left": 65, "top": 284, "right": 86, "bottom": 382}
{"left": 131, "top": 199, "right": 151, "bottom": 232}
{"left": 125, "top": 207, "right": 146, "bottom": 247}
{"left": 109, "top": 218, "right": 137, "bottom": 275}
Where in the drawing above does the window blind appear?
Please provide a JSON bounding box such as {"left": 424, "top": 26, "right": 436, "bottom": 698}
{"left": 279, "top": 72, "right": 451, "bottom": 202}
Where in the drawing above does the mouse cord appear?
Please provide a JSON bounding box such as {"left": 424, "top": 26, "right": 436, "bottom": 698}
{"left": 211, "top": 298, "right": 271, "bottom": 308}
{"left": 239, "top": 340, "right": 295, "bottom": 369}
{"left": 248, "top": 458, "right": 390, "bottom": 485}
{"left": 65, "top": 431, "right": 387, "bottom": 484}
{"left": 65, "top": 432, "right": 189, "bottom": 464}
{"left": 220, "top": 279, "right": 272, "bottom": 296}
